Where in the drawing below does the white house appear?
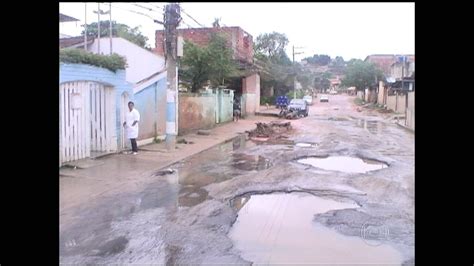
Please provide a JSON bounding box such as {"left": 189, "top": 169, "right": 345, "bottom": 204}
{"left": 60, "top": 36, "right": 169, "bottom": 146}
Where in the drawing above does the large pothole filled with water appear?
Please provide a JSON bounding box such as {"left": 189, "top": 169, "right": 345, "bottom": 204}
{"left": 297, "top": 156, "right": 388, "bottom": 173}
{"left": 228, "top": 192, "right": 402, "bottom": 264}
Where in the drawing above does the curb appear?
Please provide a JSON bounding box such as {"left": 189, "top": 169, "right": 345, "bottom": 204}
{"left": 396, "top": 122, "right": 414, "bottom": 133}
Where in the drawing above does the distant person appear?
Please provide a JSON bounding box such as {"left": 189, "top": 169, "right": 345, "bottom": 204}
{"left": 233, "top": 99, "right": 241, "bottom": 122}
{"left": 123, "top": 101, "right": 140, "bottom": 155}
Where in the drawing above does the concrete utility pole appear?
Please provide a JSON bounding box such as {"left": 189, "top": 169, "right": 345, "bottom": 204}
{"left": 292, "top": 46, "right": 304, "bottom": 98}
{"left": 96, "top": 3, "right": 100, "bottom": 53}
{"left": 162, "top": 3, "right": 181, "bottom": 151}
{"left": 93, "top": 5, "right": 110, "bottom": 54}
{"left": 109, "top": 3, "right": 112, "bottom": 54}
{"left": 84, "top": 3, "right": 87, "bottom": 49}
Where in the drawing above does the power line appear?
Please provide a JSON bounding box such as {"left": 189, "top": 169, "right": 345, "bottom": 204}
{"left": 131, "top": 3, "right": 163, "bottom": 15}
{"left": 147, "top": 3, "right": 165, "bottom": 12}
{"left": 112, "top": 3, "right": 160, "bottom": 21}
{"left": 180, "top": 7, "right": 207, "bottom": 28}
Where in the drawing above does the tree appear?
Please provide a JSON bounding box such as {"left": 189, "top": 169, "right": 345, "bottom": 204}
{"left": 207, "top": 33, "right": 238, "bottom": 86}
{"left": 179, "top": 41, "right": 211, "bottom": 93}
{"left": 313, "top": 72, "right": 332, "bottom": 92}
{"left": 82, "top": 21, "right": 150, "bottom": 49}
{"left": 304, "top": 54, "right": 331, "bottom": 66}
{"left": 254, "top": 32, "right": 294, "bottom": 96}
{"left": 179, "top": 33, "right": 238, "bottom": 92}
{"left": 254, "top": 32, "right": 289, "bottom": 59}
{"left": 341, "top": 60, "right": 384, "bottom": 91}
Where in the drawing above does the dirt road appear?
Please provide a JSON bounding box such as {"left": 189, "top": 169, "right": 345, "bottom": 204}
{"left": 60, "top": 94, "right": 414, "bottom": 265}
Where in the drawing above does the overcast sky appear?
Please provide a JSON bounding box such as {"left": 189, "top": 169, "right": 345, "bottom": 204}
{"left": 60, "top": 2, "right": 414, "bottom": 61}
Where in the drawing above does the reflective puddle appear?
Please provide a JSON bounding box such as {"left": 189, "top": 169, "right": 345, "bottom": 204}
{"left": 168, "top": 135, "right": 271, "bottom": 207}
{"left": 297, "top": 156, "right": 387, "bottom": 173}
{"left": 229, "top": 192, "right": 402, "bottom": 265}
{"left": 295, "top": 142, "right": 316, "bottom": 148}
{"left": 356, "top": 119, "right": 385, "bottom": 134}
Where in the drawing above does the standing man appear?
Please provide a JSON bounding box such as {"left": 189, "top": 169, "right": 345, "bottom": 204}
{"left": 123, "top": 101, "right": 140, "bottom": 155}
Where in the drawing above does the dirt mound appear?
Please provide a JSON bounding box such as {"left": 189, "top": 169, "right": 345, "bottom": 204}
{"left": 247, "top": 121, "right": 292, "bottom": 141}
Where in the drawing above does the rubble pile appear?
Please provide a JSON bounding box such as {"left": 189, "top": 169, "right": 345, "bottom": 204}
{"left": 247, "top": 121, "right": 292, "bottom": 140}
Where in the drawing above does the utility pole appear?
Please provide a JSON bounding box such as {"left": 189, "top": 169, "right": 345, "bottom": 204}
{"left": 93, "top": 5, "right": 110, "bottom": 54}
{"left": 162, "top": 3, "right": 181, "bottom": 151}
{"left": 292, "top": 45, "right": 304, "bottom": 98}
{"left": 96, "top": 3, "right": 100, "bottom": 54}
{"left": 109, "top": 3, "right": 112, "bottom": 54}
{"left": 84, "top": 3, "right": 87, "bottom": 49}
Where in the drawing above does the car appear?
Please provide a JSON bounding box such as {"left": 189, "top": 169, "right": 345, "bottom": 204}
{"left": 320, "top": 95, "right": 329, "bottom": 102}
{"left": 329, "top": 90, "right": 338, "bottom": 95}
{"left": 303, "top": 95, "right": 313, "bottom": 105}
{"left": 287, "top": 99, "right": 309, "bottom": 117}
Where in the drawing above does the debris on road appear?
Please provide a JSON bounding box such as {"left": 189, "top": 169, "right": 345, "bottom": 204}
{"left": 247, "top": 121, "right": 292, "bottom": 142}
{"left": 197, "top": 130, "right": 211, "bottom": 136}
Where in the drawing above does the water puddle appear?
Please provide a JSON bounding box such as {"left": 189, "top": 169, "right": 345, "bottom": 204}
{"left": 297, "top": 156, "right": 387, "bottom": 173}
{"left": 356, "top": 119, "right": 385, "bottom": 134}
{"left": 295, "top": 142, "right": 315, "bottom": 148}
{"left": 229, "top": 192, "right": 402, "bottom": 265}
{"left": 167, "top": 135, "right": 271, "bottom": 207}
{"left": 232, "top": 154, "right": 272, "bottom": 171}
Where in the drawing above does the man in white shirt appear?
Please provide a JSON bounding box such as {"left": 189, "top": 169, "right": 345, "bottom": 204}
{"left": 123, "top": 101, "right": 140, "bottom": 155}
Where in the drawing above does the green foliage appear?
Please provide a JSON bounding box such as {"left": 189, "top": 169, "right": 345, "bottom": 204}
{"left": 254, "top": 32, "right": 289, "bottom": 58}
{"left": 59, "top": 48, "right": 127, "bottom": 72}
{"left": 179, "top": 41, "right": 211, "bottom": 93}
{"left": 286, "top": 89, "right": 305, "bottom": 100}
{"left": 260, "top": 95, "right": 276, "bottom": 105}
{"left": 82, "top": 21, "right": 150, "bottom": 49}
{"left": 304, "top": 54, "right": 331, "bottom": 66}
{"left": 179, "top": 33, "right": 238, "bottom": 92}
{"left": 254, "top": 32, "right": 295, "bottom": 96}
{"left": 341, "top": 60, "right": 384, "bottom": 91}
{"left": 207, "top": 33, "right": 238, "bottom": 86}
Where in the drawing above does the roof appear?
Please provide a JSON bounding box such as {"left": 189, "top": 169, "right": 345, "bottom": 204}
{"left": 364, "top": 54, "right": 414, "bottom": 76}
{"left": 60, "top": 13, "right": 80, "bottom": 22}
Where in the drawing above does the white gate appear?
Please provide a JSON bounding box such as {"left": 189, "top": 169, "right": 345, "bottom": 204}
{"left": 60, "top": 81, "right": 116, "bottom": 164}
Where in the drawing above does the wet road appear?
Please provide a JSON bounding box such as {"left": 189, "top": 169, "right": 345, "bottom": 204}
{"left": 60, "top": 94, "right": 414, "bottom": 265}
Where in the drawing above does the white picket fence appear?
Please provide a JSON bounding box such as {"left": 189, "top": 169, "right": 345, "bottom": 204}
{"left": 59, "top": 81, "right": 116, "bottom": 165}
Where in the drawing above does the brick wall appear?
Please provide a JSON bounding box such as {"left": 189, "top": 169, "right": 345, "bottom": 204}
{"left": 155, "top": 27, "right": 253, "bottom": 63}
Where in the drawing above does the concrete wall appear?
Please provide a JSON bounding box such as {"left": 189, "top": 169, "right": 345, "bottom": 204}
{"left": 59, "top": 63, "right": 133, "bottom": 149}
{"left": 133, "top": 76, "right": 167, "bottom": 140}
{"left": 406, "top": 91, "right": 415, "bottom": 130}
{"left": 357, "top": 90, "right": 364, "bottom": 100}
{"left": 242, "top": 73, "right": 260, "bottom": 114}
{"left": 178, "top": 90, "right": 235, "bottom": 135}
{"left": 218, "top": 89, "right": 234, "bottom": 123}
{"left": 179, "top": 93, "right": 216, "bottom": 135}
{"left": 387, "top": 93, "right": 407, "bottom": 113}
{"left": 377, "top": 81, "right": 386, "bottom": 105}
{"left": 88, "top": 38, "right": 165, "bottom": 84}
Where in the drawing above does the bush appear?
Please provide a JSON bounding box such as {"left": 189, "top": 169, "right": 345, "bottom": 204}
{"left": 60, "top": 48, "right": 127, "bottom": 72}
{"left": 286, "top": 90, "right": 305, "bottom": 100}
{"left": 260, "top": 95, "right": 276, "bottom": 105}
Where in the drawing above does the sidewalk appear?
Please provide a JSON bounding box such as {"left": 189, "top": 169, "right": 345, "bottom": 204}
{"left": 60, "top": 115, "right": 277, "bottom": 212}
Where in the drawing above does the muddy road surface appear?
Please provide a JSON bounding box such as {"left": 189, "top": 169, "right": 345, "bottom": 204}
{"left": 60, "top": 94, "right": 414, "bottom": 265}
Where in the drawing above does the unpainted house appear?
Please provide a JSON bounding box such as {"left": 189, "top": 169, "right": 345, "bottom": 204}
{"left": 154, "top": 26, "right": 261, "bottom": 117}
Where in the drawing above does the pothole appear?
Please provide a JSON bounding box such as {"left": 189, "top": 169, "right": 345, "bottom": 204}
{"left": 228, "top": 192, "right": 402, "bottom": 264}
{"left": 232, "top": 153, "right": 272, "bottom": 171}
{"left": 295, "top": 142, "right": 316, "bottom": 148}
{"left": 297, "top": 156, "right": 388, "bottom": 173}
{"left": 356, "top": 119, "right": 385, "bottom": 134}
